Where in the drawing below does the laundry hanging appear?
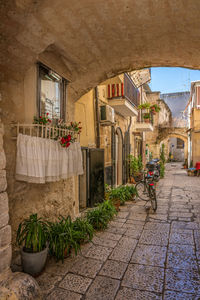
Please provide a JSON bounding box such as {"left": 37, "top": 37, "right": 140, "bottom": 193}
{"left": 15, "top": 133, "right": 83, "bottom": 183}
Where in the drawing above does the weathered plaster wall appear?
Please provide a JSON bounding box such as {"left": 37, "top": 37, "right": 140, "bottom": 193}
{"left": 0, "top": 65, "right": 79, "bottom": 253}
{"left": 75, "top": 90, "right": 96, "bottom": 148}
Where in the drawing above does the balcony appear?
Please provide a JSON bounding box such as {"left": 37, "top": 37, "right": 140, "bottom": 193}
{"left": 135, "top": 112, "right": 154, "bottom": 132}
{"left": 107, "top": 74, "right": 139, "bottom": 117}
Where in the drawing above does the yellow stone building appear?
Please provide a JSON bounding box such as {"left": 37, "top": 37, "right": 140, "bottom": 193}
{"left": 188, "top": 81, "right": 200, "bottom": 167}
{"left": 75, "top": 70, "right": 155, "bottom": 209}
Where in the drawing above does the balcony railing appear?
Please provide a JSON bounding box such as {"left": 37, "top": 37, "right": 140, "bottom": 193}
{"left": 137, "top": 112, "right": 154, "bottom": 125}
{"left": 107, "top": 74, "right": 140, "bottom": 107}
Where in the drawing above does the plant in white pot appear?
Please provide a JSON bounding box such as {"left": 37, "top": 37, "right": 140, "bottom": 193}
{"left": 16, "top": 213, "right": 49, "bottom": 276}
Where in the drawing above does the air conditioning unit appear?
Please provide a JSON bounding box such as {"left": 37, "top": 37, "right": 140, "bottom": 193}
{"left": 100, "top": 105, "right": 115, "bottom": 125}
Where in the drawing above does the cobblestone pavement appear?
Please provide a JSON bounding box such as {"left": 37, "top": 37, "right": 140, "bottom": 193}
{"left": 36, "top": 163, "right": 200, "bottom": 300}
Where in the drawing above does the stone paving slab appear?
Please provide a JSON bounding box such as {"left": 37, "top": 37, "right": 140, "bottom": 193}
{"left": 143, "top": 222, "right": 170, "bottom": 231}
{"left": 139, "top": 229, "right": 169, "bottom": 246}
{"left": 131, "top": 244, "right": 167, "bottom": 267}
{"left": 68, "top": 256, "right": 103, "bottom": 278}
{"left": 99, "top": 259, "right": 127, "bottom": 279}
{"left": 85, "top": 275, "right": 120, "bottom": 300}
{"left": 59, "top": 273, "right": 92, "bottom": 294}
{"left": 169, "top": 229, "right": 194, "bottom": 245}
{"left": 95, "top": 231, "right": 122, "bottom": 241}
{"left": 36, "top": 163, "right": 200, "bottom": 299}
{"left": 167, "top": 244, "right": 198, "bottom": 271}
{"left": 122, "top": 264, "right": 164, "bottom": 293}
{"left": 165, "top": 268, "right": 200, "bottom": 295}
{"left": 105, "top": 226, "right": 127, "bottom": 235}
{"left": 124, "top": 228, "right": 143, "bottom": 239}
{"left": 163, "top": 290, "right": 200, "bottom": 300}
{"left": 115, "top": 287, "right": 162, "bottom": 300}
{"left": 92, "top": 235, "right": 118, "bottom": 248}
{"left": 46, "top": 288, "right": 82, "bottom": 300}
{"left": 83, "top": 244, "right": 113, "bottom": 261}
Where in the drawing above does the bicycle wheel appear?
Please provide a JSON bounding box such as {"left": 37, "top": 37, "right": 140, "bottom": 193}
{"left": 135, "top": 182, "right": 149, "bottom": 201}
{"left": 149, "top": 186, "right": 157, "bottom": 212}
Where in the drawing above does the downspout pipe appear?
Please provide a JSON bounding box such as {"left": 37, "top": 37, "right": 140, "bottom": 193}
{"left": 95, "top": 87, "right": 100, "bottom": 148}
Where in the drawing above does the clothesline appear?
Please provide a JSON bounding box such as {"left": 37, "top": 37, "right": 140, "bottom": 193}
{"left": 16, "top": 134, "right": 83, "bottom": 183}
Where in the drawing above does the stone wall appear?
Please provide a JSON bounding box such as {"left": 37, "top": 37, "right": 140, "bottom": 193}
{"left": 0, "top": 66, "right": 79, "bottom": 254}
{"left": 0, "top": 121, "right": 12, "bottom": 276}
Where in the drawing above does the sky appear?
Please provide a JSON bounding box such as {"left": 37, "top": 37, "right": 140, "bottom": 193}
{"left": 149, "top": 67, "right": 200, "bottom": 94}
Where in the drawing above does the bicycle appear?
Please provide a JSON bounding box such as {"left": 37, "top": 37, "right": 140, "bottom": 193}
{"left": 135, "top": 171, "right": 157, "bottom": 212}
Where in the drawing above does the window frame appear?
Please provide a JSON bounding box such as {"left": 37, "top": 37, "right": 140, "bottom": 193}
{"left": 37, "top": 62, "right": 67, "bottom": 121}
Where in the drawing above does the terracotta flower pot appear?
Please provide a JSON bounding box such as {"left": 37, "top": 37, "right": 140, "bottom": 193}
{"left": 111, "top": 198, "right": 121, "bottom": 211}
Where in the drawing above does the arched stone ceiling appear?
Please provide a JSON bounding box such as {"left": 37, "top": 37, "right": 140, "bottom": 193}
{"left": 1, "top": 0, "right": 200, "bottom": 99}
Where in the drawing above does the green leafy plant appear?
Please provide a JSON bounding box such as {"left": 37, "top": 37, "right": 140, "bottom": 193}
{"left": 98, "top": 200, "right": 117, "bottom": 219}
{"left": 124, "top": 185, "right": 138, "bottom": 199}
{"left": 150, "top": 104, "right": 160, "bottom": 113}
{"left": 138, "top": 155, "right": 143, "bottom": 171}
{"left": 160, "top": 161, "right": 165, "bottom": 178}
{"left": 48, "top": 216, "right": 83, "bottom": 262}
{"left": 72, "top": 217, "right": 94, "bottom": 242}
{"left": 86, "top": 207, "right": 110, "bottom": 230}
{"left": 16, "top": 214, "right": 49, "bottom": 253}
{"left": 138, "top": 102, "right": 151, "bottom": 110}
{"left": 128, "top": 155, "right": 139, "bottom": 175}
{"left": 160, "top": 144, "right": 166, "bottom": 164}
{"left": 143, "top": 112, "right": 150, "bottom": 119}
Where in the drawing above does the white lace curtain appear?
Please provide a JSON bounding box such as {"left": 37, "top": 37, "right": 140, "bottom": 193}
{"left": 16, "top": 134, "right": 83, "bottom": 183}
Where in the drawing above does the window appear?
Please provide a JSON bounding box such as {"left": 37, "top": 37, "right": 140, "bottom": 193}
{"left": 37, "top": 64, "right": 66, "bottom": 121}
{"left": 177, "top": 138, "right": 184, "bottom": 149}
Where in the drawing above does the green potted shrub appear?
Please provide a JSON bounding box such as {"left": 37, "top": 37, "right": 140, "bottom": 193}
{"left": 73, "top": 217, "right": 94, "bottom": 242}
{"left": 48, "top": 216, "right": 83, "bottom": 262}
{"left": 86, "top": 206, "right": 110, "bottom": 230}
{"left": 143, "top": 112, "right": 150, "bottom": 123}
{"left": 16, "top": 214, "right": 49, "bottom": 276}
{"left": 125, "top": 185, "right": 138, "bottom": 200}
{"left": 107, "top": 187, "right": 122, "bottom": 211}
{"left": 128, "top": 155, "right": 143, "bottom": 183}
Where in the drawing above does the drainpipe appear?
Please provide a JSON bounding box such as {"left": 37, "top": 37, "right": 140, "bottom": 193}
{"left": 95, "top": 87, "right": 100, "bottom": 148}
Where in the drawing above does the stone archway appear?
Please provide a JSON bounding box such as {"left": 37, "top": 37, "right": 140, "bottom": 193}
{"left": 1, "top": 0, "right": 200, "bottom": 99}
{"left": 2, "top": 1, "right": 200, "bottom": 297}
{"left": 160, "top": 134, "right": 188, "bottom": 162}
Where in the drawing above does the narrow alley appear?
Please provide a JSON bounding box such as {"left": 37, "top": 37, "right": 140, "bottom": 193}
{"left": 36, "top": 163, "right": 200, "bottom": 300}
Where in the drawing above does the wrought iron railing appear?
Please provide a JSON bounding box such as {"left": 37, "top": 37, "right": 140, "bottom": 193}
{"left": 11, "top": 123, "right": 80, "bottom": 141}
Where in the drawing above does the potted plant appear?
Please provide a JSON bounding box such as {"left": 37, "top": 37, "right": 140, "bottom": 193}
{"left": 108, "top": 187, "right": 123, "bottom": 211}
{"left": 138, "top": 102, "right": 151, "bottom": 110}
{"left": 48, "top": 216, "right": 83, "bottom": 262}
{"left": 16, "top": 214, "right": 49, "bottom": 276}
{"left": 128, "top": 155, "right": 143, "bottom": 183}
{"left": 125, "top": 185, "right": 138, "bottom": 200}
{"left": 150, "top": 104, "right": 160, "bottom": 114}
{"left": 143, "top": 113, "right": 150, "bottom": 123}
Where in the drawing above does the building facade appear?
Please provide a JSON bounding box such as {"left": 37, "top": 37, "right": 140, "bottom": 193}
{"left": 187, "top": 81, "right": 200, "bottom": 167}
{"left": 75, "top": 70, "right": 153, "bottom": 210}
